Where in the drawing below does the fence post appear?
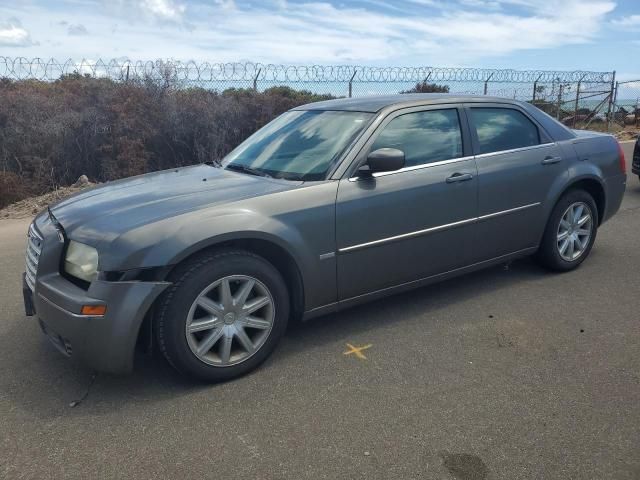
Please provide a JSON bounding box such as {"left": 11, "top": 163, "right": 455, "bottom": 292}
{"left": 253, "top": 68, "right": 261, "bottom": 91}
{"left": 573, "top": 74, "right": 587, "bottom": 128}
{"left": 556, "top": 84, "right": 563, "bottom": 120}
{"left": 532, "top": 74, "right": 543, "bottom": 102}
{"left": 483, "top": 73, "right": 494, "bottom": 95}
{"left": 125, "top": 65, "right": 130, "bottom": 82}
{"left": 348, "top": 69, "right": 357, "bottom": 98}
{"left": 606, "top": 72, "right": 617, "bottom": 131}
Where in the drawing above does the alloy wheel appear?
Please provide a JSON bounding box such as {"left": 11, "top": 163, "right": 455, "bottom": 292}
{"left": 556, "top": 202, "right": 593, "bottom": 262}
{"left": 185, "top": 275, "right": 275, "bottom": 366}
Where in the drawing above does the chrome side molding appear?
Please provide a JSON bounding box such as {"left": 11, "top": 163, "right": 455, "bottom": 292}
{"left": 339, "top": 202, "right": 541, "bottom": 253}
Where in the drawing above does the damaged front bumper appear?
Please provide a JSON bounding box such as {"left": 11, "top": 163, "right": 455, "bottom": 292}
{"left": 23, "top": 215, "right": 170, "bottom": 374}
{"left": 25, "top": 271, "right": 169, "bottom": 374}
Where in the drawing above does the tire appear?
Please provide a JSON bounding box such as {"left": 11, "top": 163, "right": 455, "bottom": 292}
{"left": 155, "top": 249, "right": 289, "bottom": 382}
{"left": 535, "top": 189, "right": 598, "bottom": 272}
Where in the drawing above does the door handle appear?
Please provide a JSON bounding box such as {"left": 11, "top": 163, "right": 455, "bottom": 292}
{"left": 446, "top": 172, "right": 473, "bottom": 183}
{"left": 541, "top": 155, "right": 562, "bottom": 165}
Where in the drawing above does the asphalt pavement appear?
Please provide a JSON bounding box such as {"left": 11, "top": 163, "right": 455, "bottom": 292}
{"left": 1, "top": 142, "right": 639, "bottom": 480}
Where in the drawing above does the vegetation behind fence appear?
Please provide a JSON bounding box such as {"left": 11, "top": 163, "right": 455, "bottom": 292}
{"left": 0, "top": 72, "right": 334, "bottom": 207}
{"left": 0, "top": 57, "right": 636, "bottom": 209}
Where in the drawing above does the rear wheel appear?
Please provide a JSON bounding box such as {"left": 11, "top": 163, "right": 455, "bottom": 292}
{"left": 536, "top": 190, "right": 598, "bottom": 272}
{"left": 155, "top": 250, "right": 289, "bottom": 382}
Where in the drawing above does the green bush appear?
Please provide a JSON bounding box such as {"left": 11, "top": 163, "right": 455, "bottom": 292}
{"left": 400, "top": 81, "right": 449, "bottom": 94}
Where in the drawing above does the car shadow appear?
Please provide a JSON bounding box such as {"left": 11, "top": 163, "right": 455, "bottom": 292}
{"left": 3, "top": 255, "right": 554, "bottom": 419}
{"left": 280, "top": 256, "right": 548, "bottom": 357}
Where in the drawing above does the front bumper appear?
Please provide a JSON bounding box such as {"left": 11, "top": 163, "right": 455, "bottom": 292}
{"left": 24, "top": 215, "right": 169, "bottom": 374}
{"left": 27, "top": 273, "right": 169, "bottom": 374}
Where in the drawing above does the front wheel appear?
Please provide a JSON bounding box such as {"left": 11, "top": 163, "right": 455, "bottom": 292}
{"left": 535, "top": 190, "right": 598, "bottom": 272}
{"left": 155, "top": 250, "right": 289, "bottom": 382}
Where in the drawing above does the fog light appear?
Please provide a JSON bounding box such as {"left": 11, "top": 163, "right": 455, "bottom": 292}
{"left": 81, "top": 305, "right": 107, "bottom": 316}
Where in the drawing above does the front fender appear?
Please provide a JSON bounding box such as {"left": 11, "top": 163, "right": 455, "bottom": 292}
{"left": 105, "top": 208, "right": 312, "bottom": 274}
{"left": 99, "top": 192, "right": 338, "bottom": 311}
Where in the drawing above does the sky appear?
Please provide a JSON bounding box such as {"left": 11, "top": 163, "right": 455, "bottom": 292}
{"left": 0, "top": 0, "right": 638, "bottom": 80}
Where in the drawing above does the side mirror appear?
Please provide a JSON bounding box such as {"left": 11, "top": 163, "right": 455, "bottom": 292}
{"left": 361, "top": 148, "right": 405, "bottom": 175}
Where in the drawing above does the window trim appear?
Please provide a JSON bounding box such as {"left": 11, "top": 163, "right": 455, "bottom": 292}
{"left": 345, "top": 104, "right": 471, "bottom": 181}
{"left": 473, "top": 142, "right": 556, "bottom": 159}
{"left": 465, "top": 104, "right": 552, "bottom": 156}
{"left": 349, "top": 155, "right": 474, "bottom": 181}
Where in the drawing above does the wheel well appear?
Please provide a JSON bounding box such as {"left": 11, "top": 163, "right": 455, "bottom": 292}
{"left": 227, "top": 238, "right": 305, "bottom": 320}
{"left": 136, "top": 238, "right": 306, "bottom": 355}
{"left": 565, "top": 179, "right": 605, "bottom": 224}
{"left": 173, "top": 238, "right": 305, "bottom": 320}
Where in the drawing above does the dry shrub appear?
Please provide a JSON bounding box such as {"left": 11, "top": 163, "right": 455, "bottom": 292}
{"left": 0, "top": 75, "right": 335, "bottom": 208}
{"left": 0, "top": 171, "right": 28, "bottom": 208}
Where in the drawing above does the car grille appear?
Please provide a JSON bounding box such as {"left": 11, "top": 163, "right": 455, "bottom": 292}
{"left": 25, "top": 223, "right": 43, "bottom": 292}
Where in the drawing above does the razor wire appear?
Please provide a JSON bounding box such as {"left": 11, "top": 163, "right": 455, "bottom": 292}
{"left": 0, "top": 57, "right": 619, "bottom": 128}
{"left": 0, "top": 57, "right": 614, "bottom": 85}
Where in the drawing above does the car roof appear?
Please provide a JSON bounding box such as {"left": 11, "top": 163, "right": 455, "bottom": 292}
{"left": 293, "top": 93, "right": 521, "bottom": 113}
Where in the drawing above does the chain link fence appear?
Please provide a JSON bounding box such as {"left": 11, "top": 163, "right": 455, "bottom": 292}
{"left": 0, "top": 57, "right": 630, "bottom": 208}
{"left": 612, "top": 79, "right": 640, "bottom": 129}
{"left": 0, "top": 57, "right": 620, "bottom": 130}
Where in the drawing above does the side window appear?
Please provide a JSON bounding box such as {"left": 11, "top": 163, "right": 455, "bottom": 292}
{"left": 370, "top": 109, "right": 463, "bottom": 168}
{"left": 469, "top": 108, "right": 540, "bottom": 155}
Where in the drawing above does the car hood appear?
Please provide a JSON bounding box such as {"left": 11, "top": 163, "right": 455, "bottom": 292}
{"left": 50, "top": 164, "right": 299, "bottom": 237}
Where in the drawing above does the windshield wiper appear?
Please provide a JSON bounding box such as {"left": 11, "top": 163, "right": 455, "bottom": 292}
{"left": 273, "top": 172, "right": 306, "bottom": 181}
{"left": 205, "top": 158, "right": 223, "bottom": 168}
{"left": 225, "top": 164, "right": 272, "bottom": 178}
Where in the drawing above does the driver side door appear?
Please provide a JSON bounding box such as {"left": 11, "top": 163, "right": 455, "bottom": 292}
{"left": 335, "top": 105, "right": 479, "bottom": 300}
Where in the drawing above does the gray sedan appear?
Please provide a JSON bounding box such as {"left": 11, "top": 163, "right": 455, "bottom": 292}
{"left": 23, "top": 94, "right": 627, "bottom": 381}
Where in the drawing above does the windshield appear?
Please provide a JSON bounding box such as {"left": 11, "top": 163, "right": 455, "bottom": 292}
{"left": 222, "top": 110, "right": 373, "bottom": 181}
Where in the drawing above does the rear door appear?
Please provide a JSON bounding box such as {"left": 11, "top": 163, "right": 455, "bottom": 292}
{"left": 467, "top": 104, "right": 568, "bottom": 261}
{"left": 335, "top": 105, "right": 478, "bottom": 300}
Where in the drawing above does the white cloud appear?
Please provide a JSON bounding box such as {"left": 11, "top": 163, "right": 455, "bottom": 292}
{"left": 0, "top": 18, "right": 34, "bottom": 47}
{"left": 137, "top": 0, "right": 186, "bottom": 20}
{"left": 67, "top": 24, "right": 89, "bottom": 36}
{"left": 0, "top": 0, "right": 618, "bottom": 65}
{"left": 611, "top": 14, "right": 640, "bottom": 28}
{"left": 404, "top": 0, "right": 615, "bottom": 56}
{"left": 458, "top": 0, "right": 501, "bottom": 9}
{"left": 213, "top": 0, "right": 236, "bottom": 10}
{"left": 169, "top": 0, "right": 615, "bottom": 63}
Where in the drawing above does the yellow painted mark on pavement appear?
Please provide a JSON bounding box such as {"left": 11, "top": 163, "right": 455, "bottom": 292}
{"left": 343, "top": 343, "right": 372, "bottom": 360}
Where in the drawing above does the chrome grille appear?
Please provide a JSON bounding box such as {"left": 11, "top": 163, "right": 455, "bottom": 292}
{"left": 25, "top": 223, "right": 43, "bottom": 292}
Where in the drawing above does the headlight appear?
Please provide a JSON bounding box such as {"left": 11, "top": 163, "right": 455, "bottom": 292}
{"left": 64, "top": 240, "right": 99, "bottom": 282}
